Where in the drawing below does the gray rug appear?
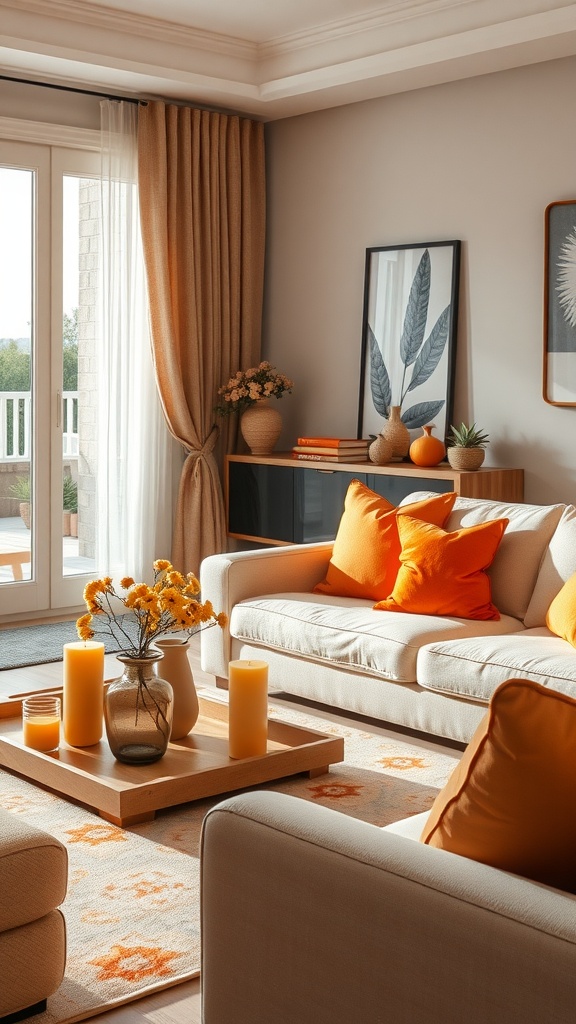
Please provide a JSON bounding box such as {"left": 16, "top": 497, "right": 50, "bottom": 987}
{"left": 0, "top": 618, "right": 140, "bottom": 670}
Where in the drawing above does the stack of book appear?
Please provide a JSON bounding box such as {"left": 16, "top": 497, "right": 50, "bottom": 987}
{"left": 291, "top": 437, "right": 370, "bottom": 462}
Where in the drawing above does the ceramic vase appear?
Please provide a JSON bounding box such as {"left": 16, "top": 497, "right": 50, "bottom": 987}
{"left": 447, "top": 447, "right": 485, "bottom": 471}
{"left": 153, "top": 638, "right": 199, "bottom": 740}
{"left": 381, "top": 406, "right": 410, "bottom": 460}
{"left": 409, "top": 425, "right": 446, "bottom": 467}
{"left": 240, "top": 398, "right": 282, "bottom": 455}
{"left": 368, "top": 433, "right": 395, "bottom": 465}
{"left": 104, "top": 653, "right": 173, "bottom": 764}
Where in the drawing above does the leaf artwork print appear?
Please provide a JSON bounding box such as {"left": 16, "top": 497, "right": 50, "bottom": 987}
{"left": 369, "top": 249, "right": 451, "bottom": 429}
{"left": 556, "top": 227, "right": 576, "bottom": 329}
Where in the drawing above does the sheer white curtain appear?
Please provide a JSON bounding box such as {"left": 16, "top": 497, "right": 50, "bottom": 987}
{"left": 97, "top": 99, "right": 178, "bottom": 581}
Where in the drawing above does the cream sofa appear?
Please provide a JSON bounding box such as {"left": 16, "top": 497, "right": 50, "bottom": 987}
{"left": 200, "top": 492, "right": 576, "bottom": 743}
{"left": 200, "top": 790, "right": 576, "bottom": 1024}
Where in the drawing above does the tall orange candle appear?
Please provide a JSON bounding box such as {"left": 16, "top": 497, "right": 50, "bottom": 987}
{"left": 63, "top": 641, "right": 105, "bottom": 746}
{"left": 228, "top": 659, "right": 268, "bottom": 759}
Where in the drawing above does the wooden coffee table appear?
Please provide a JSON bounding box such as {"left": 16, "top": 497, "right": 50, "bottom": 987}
{"left": 0, "top": 693, "right": 344, "bottom": 826}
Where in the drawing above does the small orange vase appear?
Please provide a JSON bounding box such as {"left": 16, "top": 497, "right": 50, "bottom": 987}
{"left": 409, "top": 425, "right": 446, "bottom": 467}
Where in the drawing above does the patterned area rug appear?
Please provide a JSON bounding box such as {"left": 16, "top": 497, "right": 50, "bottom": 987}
{"left": 0, "top": 697, "right": 460, "bottom": 1024}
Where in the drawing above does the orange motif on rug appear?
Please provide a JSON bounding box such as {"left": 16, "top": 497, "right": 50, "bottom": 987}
{"left": 378, "top": 756, "right": 428, "bottom": 770}
{"left": 65, "top": 823, "right": 128, "bottom": 846}
{"left": 308, "top": 782, "right": 363, "bottom": 799}
{"left": 90, "top": 944, "right": 183, "bottom": 982}
{"left": 103, "top": 871, "right": 187, "bottom": 905}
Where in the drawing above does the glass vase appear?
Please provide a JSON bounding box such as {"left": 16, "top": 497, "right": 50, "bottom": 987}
{"left": 104, "top": 653, "right": 173, "bottom": 764}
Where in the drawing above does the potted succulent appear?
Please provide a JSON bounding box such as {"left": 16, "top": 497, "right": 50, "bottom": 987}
{"left": 447, "top": 422, "right": 490, "bottom": 471}
{"left": 8, "top": 475, "right": 31, "bottom": 529}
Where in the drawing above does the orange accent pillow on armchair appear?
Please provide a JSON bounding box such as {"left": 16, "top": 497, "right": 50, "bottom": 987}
{"left": 313, "top": 482, "right": 457, "bottom": 602}
{"left": 420, "top": 679, "right": 576, "bottom": 893}
{"left": 373, "top": 514, "right": 508, "bottom": 620}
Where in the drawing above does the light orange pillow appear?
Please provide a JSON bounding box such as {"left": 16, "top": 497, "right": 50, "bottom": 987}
{"left": 420, "top": 679, "right": 576, "bottom": 893}
{"left": 546, "top": 571, "right": 576, "bottom": 646}
{"left": 313, "top": 482, "right": 457, "bottom": 602}
{"left": 373, "top": 514, "right": 508, "bottom": 620}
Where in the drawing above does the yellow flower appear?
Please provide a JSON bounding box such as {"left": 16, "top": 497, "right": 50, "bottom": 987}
{"left": 79, "top": 559, "right": 226, "bottom": 658}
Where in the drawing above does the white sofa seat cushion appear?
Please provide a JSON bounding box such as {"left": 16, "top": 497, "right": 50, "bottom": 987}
{"left": 418, "top": 627, "right": 576, "bottom": 703}
{"left": 230, "top": 593, "right": 523, "bottom": 684}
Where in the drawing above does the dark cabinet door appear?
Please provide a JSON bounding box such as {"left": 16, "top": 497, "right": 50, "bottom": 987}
{"left": 228, "top": 462, "right": 294, "bottom": 542}
{"left": 366, "top": 474, "right": 452, "bottom": 505}
{"left": 293, "top": 469, "right": 366, "bottom": 543}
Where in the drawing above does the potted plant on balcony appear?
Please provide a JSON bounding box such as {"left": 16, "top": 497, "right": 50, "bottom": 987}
{"left": 447, "top": 422, "right": 490, "bottom": 471}
{"left": 63, "top": 476, "right": 78, "bottom": 537}
{"left": 8, "top": 475, "right": 31, "bottom": 529}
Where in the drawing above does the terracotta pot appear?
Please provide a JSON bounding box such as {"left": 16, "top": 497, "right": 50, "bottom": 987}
{"left": 447, "top": 446, "right": 485, "bottom": 471}
{"left": 409, "top": 425, "right": 446, "bottom": 467}
{"left": 240, "top": 398, "right": 282, "bottom": 455}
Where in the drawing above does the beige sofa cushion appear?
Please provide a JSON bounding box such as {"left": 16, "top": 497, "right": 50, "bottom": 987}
{"left": 524, "top": 504, "right": 576, "bottom": 627}
{"left": 417, "top": 627, "right": 576, "bottom": 703}
{"left": 0, "top": 808, "right": 68, "bottom": 932}
{"left": 444, "top": 497, "right": 565, "bottom": 622}
{"left": 230, "top": 593, "right": 523, "bottom": 684}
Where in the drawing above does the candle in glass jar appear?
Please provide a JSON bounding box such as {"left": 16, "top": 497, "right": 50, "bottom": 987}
{"left": 228, "top": 659, "right": 268, "bottom": 759}
{"left": 63, "top": 641, "right": 105, "bottom": 746}
{"left": 22, "top": 696, "right": 61, "bottom": 752}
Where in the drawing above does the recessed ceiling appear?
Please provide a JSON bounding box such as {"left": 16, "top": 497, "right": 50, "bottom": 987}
{"left": 1, "top": 0, "right": 576, "bottom": 119}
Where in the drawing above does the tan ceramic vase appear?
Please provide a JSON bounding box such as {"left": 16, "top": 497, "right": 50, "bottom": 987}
{"left": 381, "top": 406, "right": 410, "bottom": 460}
{"left": 368, "top": 433, "right": 395, "bottom": 465}
{"left": 409, "top": 425, "right": 446, "bottom": 467}
{"left": 153, "top": 638, "right": 199, "bottom": 740}
{"left": 240, "top": 398, "right": 282, "bottom": 455}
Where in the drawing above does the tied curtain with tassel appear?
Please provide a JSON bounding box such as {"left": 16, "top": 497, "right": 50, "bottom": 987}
{"left": 137, "top": 101, "right": 266, "bottom": 574}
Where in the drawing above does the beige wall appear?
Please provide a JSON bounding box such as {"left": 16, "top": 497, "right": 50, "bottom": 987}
{"left": 264, "top": 56, "right": 576, "bottom": 506}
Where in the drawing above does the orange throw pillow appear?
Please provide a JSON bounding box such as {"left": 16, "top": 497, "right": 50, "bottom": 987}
{"left": 373, "top": 514, "right": 508, "bottom": 620}
{"left": 420, "top": 679, "right": 576, "bottom": 893}
{"left": 546, "top": 571, "right": 576, "bottom": 647}
{"left": 313, "top": 482, "right": 457, "bottom": 602}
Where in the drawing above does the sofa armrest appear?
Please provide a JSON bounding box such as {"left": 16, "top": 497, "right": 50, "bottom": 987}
{"left": 200, "top": 542, "right": 333, "bottom": 679}
{"left": 201, "top": 791, "right": 576, "bottom": 1024}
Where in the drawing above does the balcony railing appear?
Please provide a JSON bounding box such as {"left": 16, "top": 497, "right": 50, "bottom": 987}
{"left": 0, "top": 391, "right": 79, "bottom": 462}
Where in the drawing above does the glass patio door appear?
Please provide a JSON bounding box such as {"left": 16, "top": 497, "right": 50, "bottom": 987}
{"left": 0, "top": 141, "right": 99, "bottom": 618}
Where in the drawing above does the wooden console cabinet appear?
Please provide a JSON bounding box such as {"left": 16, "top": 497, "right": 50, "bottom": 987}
{"left": 225, "top": 454, "right": 524, "bottom": 546}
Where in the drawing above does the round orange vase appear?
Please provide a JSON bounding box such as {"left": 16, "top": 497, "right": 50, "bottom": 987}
{"left": 409, "top": 425, "right": 446, "bottom": 467}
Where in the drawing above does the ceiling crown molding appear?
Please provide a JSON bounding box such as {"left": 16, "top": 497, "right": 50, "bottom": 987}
{"left": 1, "top": 0, "right": 576, "bottom": 119}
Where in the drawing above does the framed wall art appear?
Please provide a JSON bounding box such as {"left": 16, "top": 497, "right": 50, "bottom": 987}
{"left": 544, "top": 200, "right": 576, "bottom": 406}
{"left": 357, "top": 239, "right": 461, "bottom": 442}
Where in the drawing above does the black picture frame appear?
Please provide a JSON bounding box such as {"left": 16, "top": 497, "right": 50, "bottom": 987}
{"left": 357, "top": 240, "right": 461, "bottom": 443}
{"left": 544, "top": 200, "right": 576, "bottom": 407}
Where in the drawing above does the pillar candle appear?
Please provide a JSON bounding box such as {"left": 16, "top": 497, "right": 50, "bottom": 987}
{"left": 228, "top": 659, "right": 268, "bottom": 759}
{"left": 63, "top": 641, "right": 105, "bottom": 746}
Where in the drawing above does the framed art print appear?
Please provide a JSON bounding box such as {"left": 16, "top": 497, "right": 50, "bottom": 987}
{"left": 544, "top": 200, "right": 576, "bottom": 406}
{"left": 357, "top": 240, "right": 461, "bottom": 442}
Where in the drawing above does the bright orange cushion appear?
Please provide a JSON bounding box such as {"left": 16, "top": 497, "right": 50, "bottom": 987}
{"left": 373, "top": 514, "right": 508, "bottom": 620}
{"left": 313, "top": 482, "right": 457, "bottom": 602}
{"left": 420, "top": 679, "right": 576, "bottom": 893}
{"left": 546, "top": 571, "right": 576, "bottom": 646}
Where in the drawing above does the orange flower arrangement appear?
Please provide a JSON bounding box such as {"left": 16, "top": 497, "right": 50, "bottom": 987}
{"left": 77, "top": 559, "right": 227, "bottom": 658}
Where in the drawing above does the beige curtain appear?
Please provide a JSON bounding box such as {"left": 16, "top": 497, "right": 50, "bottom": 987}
{"left": 137, "top": 101, "right": 266, "bottom": 573}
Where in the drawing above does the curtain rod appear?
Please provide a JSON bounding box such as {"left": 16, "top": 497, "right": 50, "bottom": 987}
{"left": 0, "top": 73, "right": 142, "bottom": 104}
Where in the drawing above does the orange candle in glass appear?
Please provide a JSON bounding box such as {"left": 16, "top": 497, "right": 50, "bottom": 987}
{"left": 22, "top": 696, "right": 61, "bottom": 752}
{"left": 228, "top": 659, "right": 268, "bottom": 759}
{"left": 63, "top": 641, "right": 105, "bottom": 746}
